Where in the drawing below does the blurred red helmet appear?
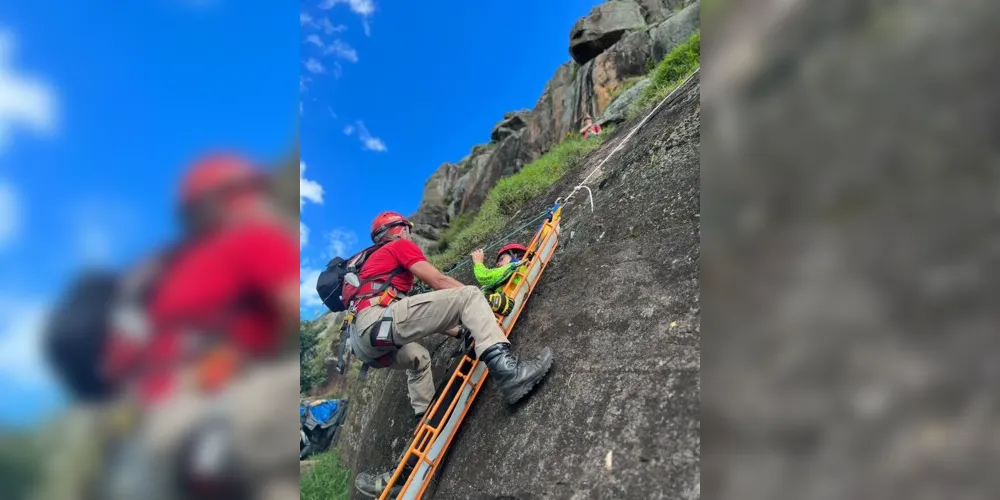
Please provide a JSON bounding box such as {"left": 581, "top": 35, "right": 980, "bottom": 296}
{"left": 371, "top": 211, "right": 413, "bottom": 244}
{"left": 180, "top": 153, "right": 265, "bottom": 208}
{"left": 497, "top": 243, "right": 528, "bottom": 261}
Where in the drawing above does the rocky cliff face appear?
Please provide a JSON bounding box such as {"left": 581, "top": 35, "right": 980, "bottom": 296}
{"left": 408, "top": 0, "right": 700, "bottom": 253}
{"left": 339, "top": 69, "right": 701, "bottom": 500}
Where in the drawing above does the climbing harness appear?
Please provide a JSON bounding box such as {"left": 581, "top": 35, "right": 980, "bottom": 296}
{"left": 377, "top": 201, "right": 563, "bottom": 500}
{"left": 328, "top": 243, "right": 410, "bottom": 380}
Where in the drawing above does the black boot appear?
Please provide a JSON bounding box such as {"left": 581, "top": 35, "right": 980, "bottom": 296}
{"left": 480, "top": 342, "right": 553, "bottom": 404}
{"left": 354, "top": 471, "right": 403, "bottom": 498}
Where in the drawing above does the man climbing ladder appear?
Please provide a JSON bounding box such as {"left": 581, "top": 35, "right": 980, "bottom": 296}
{"left": 345, "top": 211, "right": 555, "bottom": 498}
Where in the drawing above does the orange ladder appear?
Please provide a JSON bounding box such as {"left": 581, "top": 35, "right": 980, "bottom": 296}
{"left": 378, "top": 203, "right": 564, "bottom": 500}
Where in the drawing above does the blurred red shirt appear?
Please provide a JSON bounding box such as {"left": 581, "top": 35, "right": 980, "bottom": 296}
{"left": 136, "top": 221, "right": 298, "bottom": 404}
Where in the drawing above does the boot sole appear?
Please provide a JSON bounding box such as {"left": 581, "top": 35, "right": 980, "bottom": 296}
{"left": 502, "top": 347, "right": 554, "bottom": 405}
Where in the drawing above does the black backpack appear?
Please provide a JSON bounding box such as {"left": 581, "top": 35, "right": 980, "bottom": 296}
{"left": 316, "top": 256, "right": 351, "bottom": 313}
{"left": 316, "top": 243, "right": 404, "bottom": 313}
{"left": 41, "top": 269, "right": 122, "bottom": 402}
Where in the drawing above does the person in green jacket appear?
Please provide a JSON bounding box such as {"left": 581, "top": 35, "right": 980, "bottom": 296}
{"left": 471, "top": 242, "right": 528, "bottom": 295}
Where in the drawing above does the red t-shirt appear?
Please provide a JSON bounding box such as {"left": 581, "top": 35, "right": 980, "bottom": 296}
{"left": 355, "top": 239, "right": 427, "bottom": 301}
{"left": 137, "top": 221, "right": 299, "bottom": 403}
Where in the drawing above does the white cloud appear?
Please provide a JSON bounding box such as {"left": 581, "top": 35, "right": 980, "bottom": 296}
{"left": 305, "top": 34, "right": 324, "bottom": 48}
{"left": 327, "top": 229, "right": 359, "bottom": 258}
{"left": 324, "top": 40, "right": 358, "bottom": 63}
{"left": 70, "top": 199, "right": 137, "bottom": 266}
{"left": 320, "top": 0, "right": 375, "bottom": 17}
{"left": 318, "top": 17, "right": 347, "bottom": 35}
{"left": 303, "top": 11, "right": 348, "bottom": 35}
{"left": 355, "top": 121, "right": 387, "bottom": 152}
{"left": 304, "top": 58, "right": 325, "bottom": 74}
{"left": 300, "top": 267, "right": 325, "bottom": 309}
{"left": 343, "top": 124, "right": 354, "bottom": 136}
{"left": 0, "top": 300, "right": 60, "bottom": 391}
{"left": 332, "top": 62, "right": 343, "bottom": 79}
{"left": 299, "top": 161, "right": 324, "bottom": 209}
{"left": 319, "top": 0, "right": 375, "bottom": 35}
{"left": 78, "top": 222, "right": 113, "bottom": 265}
{"left": 0, "top": 30, "right": 57, "bottom": 154}
{"left": 300, "top": 75, "right": 311, "bottom": 93}
{"left": 0, "top": 179, "right": 21, "bottom": 251}
{"left": 299, "top": 161, "right": 324, "bottom": 251}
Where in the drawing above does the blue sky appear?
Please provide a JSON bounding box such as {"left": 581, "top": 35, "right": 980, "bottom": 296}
{"left": 0, "top": 1, "right": 298, "bottom": 428}
{"left": 299, "top": 0, "right": 603, "bottom": 318}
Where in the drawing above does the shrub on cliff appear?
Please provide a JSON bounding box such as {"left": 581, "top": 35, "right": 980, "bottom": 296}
{"left": 629, "top": 30, "right": 700, "bottom": 117}
{"left": 430, "top": 132, "right": 608, "bottom": 269}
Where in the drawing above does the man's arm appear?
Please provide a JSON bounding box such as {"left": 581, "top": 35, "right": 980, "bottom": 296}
{"left": 409, "top": 261, "right": 465, "bottom": 290}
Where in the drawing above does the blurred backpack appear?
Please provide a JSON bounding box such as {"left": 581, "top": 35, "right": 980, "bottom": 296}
{"left": 42, "top": 269, "right": 122, "bottom": 402}
{"left": 43, "top": 250, "right": 176, "bottom": 402}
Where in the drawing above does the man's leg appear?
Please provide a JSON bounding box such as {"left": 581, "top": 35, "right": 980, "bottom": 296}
{"left": 387, "top": 342, "right": 434, "bottom": 417}
{"left": 390, "top": 285, "right": 507, "bottom": 357}
{"left": 389, "top": 285, "right": 554, "bottom": 405}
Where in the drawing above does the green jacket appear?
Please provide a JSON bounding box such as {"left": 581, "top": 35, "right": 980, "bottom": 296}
{"left": 473, "top": 262, "right": 526, "bottom": 294}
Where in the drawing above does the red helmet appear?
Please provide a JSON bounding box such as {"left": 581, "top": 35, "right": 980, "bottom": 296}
{"left": 371, "top": 211, "right": 413, "bottom": 244}
{"left": 497, "top": 243, "right": 528, "bottom": 262}
{"left": 180, "top": 153, "right": 265, "bottom": 208}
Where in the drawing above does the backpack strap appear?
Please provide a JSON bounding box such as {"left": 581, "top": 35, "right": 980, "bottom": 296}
{"left": 349, "top": 266, "right": 407, "bottom": 310}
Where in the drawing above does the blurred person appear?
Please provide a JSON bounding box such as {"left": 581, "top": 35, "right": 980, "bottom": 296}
{"left": 580, "top": 113, "right": 602, "bottom": 137}
{"left": 93, "top": 153, "right": 300, "bottom": 500}
{"left": 341, "top": 212, "right": 553, "bottom": 498}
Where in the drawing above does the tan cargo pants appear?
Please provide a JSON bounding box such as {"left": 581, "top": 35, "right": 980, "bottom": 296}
{"left": 354, "top": 285, "right": 508, "bottom": 415}
{"left": 108, "top": 355, "right": 300, "bottom": 500}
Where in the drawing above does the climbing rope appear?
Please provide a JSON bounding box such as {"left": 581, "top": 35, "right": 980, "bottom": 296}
{"left": 563, "top": 67, "right": 700, "bottom": 208}
{"left": 442, "top": 209, "right": 552, "bottom": 276}
{"left": 411, "top": 208, "right": 553, "bottom": 294}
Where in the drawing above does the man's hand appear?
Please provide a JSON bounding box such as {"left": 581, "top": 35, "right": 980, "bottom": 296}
{"left": 471, "top": 249, "right": 484, "bottom": 265}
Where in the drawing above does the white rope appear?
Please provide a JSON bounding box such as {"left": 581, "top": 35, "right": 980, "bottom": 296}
{"left": 563, "top": 67, "right": 700, "bottom": 206}
{"left": 574, "top": 185, "right": 594, "bottom": 212}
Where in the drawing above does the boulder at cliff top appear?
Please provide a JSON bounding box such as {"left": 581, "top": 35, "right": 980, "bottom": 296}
{"left": 632, "top": 0, "right": 696, "bottom": 24}
{"left": 649, "top": 1, "right": 700, "bottom": 62}
{"left": 490, "top": 110, "right": 530, "bottom": 142}
{"left": 569, "top": 1, "right": 647, "bottom": 64}
{"left": 589, "top": 28, "right": 655, "bottom": 113}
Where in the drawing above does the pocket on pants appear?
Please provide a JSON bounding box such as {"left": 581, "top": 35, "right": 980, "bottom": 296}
{"left": 390, "top": 294, "right": 437, "bottom": 325}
